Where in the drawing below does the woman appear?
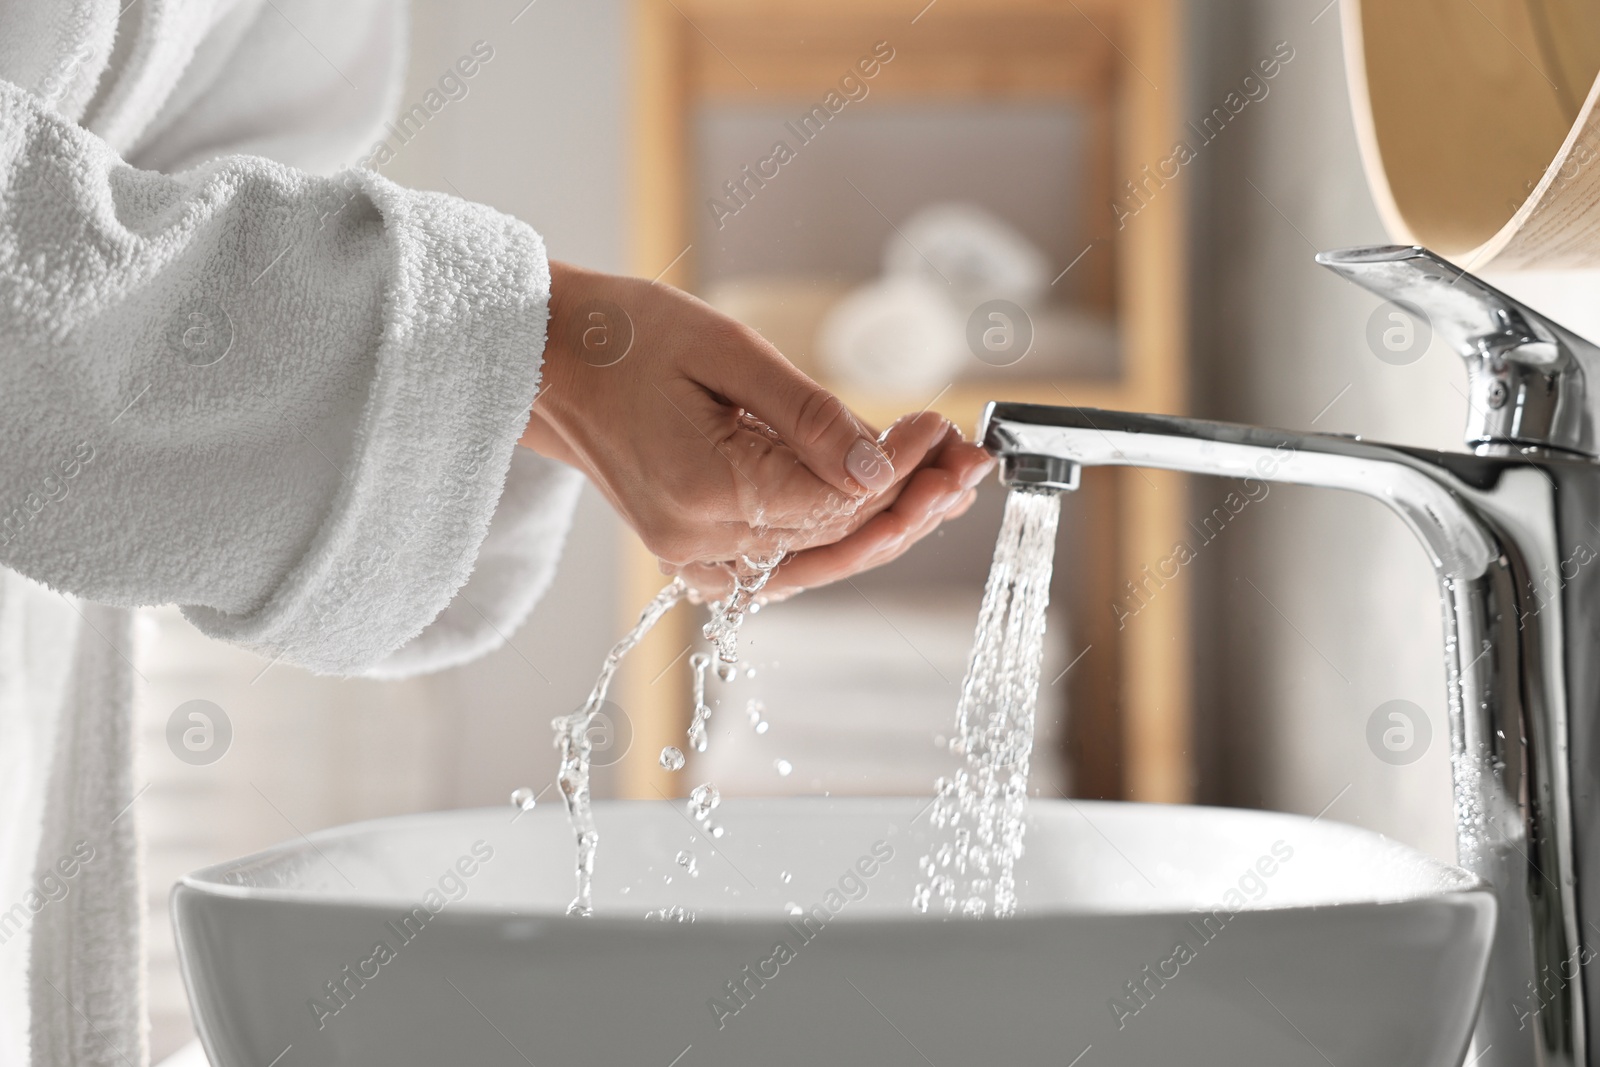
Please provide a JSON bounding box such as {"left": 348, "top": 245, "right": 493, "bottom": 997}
{"left": 0, "top": 1, "right": 989, "bottom": 1063}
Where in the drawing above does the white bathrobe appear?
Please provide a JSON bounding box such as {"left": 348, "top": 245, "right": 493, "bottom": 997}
{"left": 0, "top": 1, "right": 582, "bottom": 1063}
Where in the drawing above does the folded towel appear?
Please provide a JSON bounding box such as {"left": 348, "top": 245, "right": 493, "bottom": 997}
{"left": 884, "top": 201, "right": 1052, "bottom": 305}
{"left": 816, "top": 275, "right": 966, "bottom": 393}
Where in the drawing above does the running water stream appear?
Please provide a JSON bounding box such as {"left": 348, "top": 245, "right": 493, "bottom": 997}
{"left": 916, "top": 487, "right": 1062, "bottom": 918}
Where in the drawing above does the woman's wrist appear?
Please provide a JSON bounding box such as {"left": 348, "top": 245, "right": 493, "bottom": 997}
{"left": 523, "top": 261, "right": 592, "bottom": 453}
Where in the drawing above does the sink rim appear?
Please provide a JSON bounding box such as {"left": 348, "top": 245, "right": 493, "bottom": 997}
{"left": 175, "top": 797, "right": 1490, "bottom": 922}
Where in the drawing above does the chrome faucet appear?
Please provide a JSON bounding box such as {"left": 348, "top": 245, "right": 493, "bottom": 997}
{"left": 981, "top": 245, "right": 1600, "bottom": 1067}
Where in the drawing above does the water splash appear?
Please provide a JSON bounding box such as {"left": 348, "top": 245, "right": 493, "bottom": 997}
{"left": 548, "top": 560, "right": 770, "bottom": 918}
{"left": 916, "top": 488, "right": 1061, "bottom": 918}
{"left": 552, "top": 577, "right": 687, "bottom": 916}
{"left": 543, "top": 459, "right": 861, "bottom": 917}
{"left": 686, "top": 554, "right": 780, "bottom": 754}
{"left": 702, "top": 555, "right": 780, "bottom": 663}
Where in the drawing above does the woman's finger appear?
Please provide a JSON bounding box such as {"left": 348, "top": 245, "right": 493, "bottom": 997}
{"left": 759, "top": 473, "right": 978, "bottom": 595}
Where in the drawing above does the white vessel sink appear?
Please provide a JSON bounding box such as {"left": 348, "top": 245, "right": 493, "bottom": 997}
{"left": 173, "top": 798, "right": 1492, "bottom": 1067}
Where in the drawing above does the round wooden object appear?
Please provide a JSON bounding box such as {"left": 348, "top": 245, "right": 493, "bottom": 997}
{"left": 1344, "top": 0, "right": 1600, "bottom": 267}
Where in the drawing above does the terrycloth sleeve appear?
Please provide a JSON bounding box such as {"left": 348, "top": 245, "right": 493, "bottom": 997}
{"left": 365, "top": 448, "right": 582, "bottom": 679}
{"left": 0, "top": 77, "right": 569, "bottom": 675}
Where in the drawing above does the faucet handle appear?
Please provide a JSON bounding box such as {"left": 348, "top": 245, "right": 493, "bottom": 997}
{"left": 1317, "top": 245, "right": 1600, "bottom": 457}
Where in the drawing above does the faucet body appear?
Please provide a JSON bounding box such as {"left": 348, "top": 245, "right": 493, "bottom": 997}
{"left": 981, "top": 246, "right": 1600, "bottom": 1067}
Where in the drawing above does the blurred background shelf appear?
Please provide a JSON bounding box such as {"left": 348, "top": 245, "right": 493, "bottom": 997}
{"left": 615, "top": 0, "right": 1193, "bottom": 806}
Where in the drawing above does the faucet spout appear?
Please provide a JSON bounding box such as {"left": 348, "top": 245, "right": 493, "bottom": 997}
{"left": 980, "top": 403, "right": 1499, "bottom": 577}
{"left": 981, "top": 400, "right": 1600, "bottom": 1067}
{"left": 996, "top": 452, "right": 1081, "bottom": 493}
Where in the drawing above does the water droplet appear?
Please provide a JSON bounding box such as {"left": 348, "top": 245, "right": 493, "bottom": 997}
{"left": 785, "top": 902, "right": 803, "bottom": 916}
{"left": 510, "top": 787, "right": 537, "bottom": 812}
{"left": 689, "top": 782, "right": 721, "bottom": 820}
{"left": 676, "top": 850, "right": 699, "bottom": 876}
{"left": 755, "top": 721, "right": 770, "bottom": 735}
{"left": 659, "top": 746, "right": 685, "bottom": 771}
{"left": 710, "top": 824, "right": 726, "bottom": 839}
{"left": 716, "top": 661, "right": 737, "bottom": 683}
{"left": 780, "top": 871, "right": 792, "bottom": 884}
{"left": 774, "top": 758, "right": 793, "bottom": 777}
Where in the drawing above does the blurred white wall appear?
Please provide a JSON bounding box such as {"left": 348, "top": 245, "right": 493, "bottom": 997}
{"left": 1185, "top": 0, "right": 1600, "bottom": 862}
{"left": 1185, "top": 0, "right": 1459, "bottom": 860}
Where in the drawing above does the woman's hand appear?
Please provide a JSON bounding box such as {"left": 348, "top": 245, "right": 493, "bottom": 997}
{"left": 521, "top": 262, "right": 994, "bottom": 593}
{"left": 671, "top": 421, "right": 991, "bottom": 602}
